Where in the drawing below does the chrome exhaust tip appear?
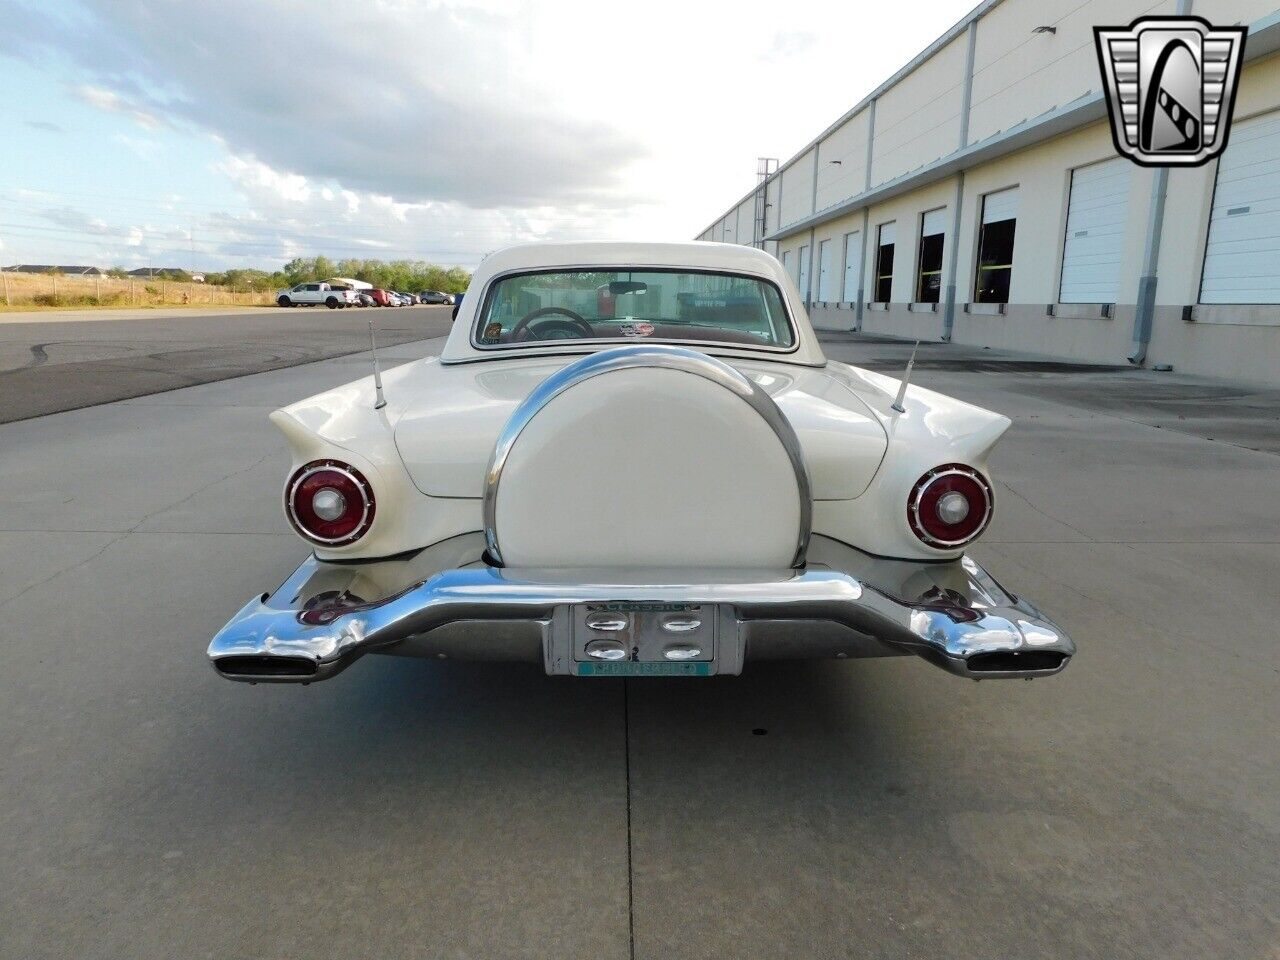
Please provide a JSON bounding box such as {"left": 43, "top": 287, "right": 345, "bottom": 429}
{"left": 966, "top": 650, "right": 1069, "bottom": 675}
{"left": 212, "top": 655, "right": 319, "bottom": 682}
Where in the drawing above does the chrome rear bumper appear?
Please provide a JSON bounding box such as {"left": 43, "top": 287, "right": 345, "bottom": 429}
{"left": 207, "top": 535, "right": 1073, "bottom": 684}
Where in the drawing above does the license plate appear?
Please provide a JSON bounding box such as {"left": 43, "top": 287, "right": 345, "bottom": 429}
{"left": 575, "top": 661, "right": 713, "bottom": 677}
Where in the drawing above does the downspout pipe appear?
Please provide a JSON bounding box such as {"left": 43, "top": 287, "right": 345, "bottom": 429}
{"left": 1131, "top": 0, "right": 1190, "bottom": 365}
{"left": 1130, "top": 167, "right": 1169, "bottom": 366}
{"left": 856, "top": 98, "right": 877, "bottom": 330}
{"left": 945, "top": 21, "right": 978, "bottom": 342}
{"left": 943, "top": 172, "right": 965, "bottom": 342}
{"left": 855, "top": 208, "right": 869, "bottom": 330}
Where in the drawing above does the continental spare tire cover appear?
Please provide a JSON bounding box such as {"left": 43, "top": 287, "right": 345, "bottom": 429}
{"left": 485, "top": 346, "right": 810, "bottom": 569}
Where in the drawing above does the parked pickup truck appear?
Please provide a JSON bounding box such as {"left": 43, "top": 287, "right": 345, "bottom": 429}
{"left": 276, "top": 282, "right": 359, "bottom": 309}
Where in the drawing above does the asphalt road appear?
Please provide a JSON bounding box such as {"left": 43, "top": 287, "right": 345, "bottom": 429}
{"left": 0, "top": 304, "right": 453, "bottom": 423}
{"left": 1, "top": 329, "right": 1277, "bottom": 959}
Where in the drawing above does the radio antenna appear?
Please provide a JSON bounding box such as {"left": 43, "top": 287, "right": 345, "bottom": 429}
{"left": 890, "top": 340, "right": 920, "bottom": 414}
{"left": 367, "top": 310, "right": 387, "bottom": 410}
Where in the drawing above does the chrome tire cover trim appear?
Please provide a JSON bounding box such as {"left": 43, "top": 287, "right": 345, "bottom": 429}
{"left": 482, "top": 344, "right": 813, "bottom": 568}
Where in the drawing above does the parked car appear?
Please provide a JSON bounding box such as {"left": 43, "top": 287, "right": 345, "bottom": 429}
{"left": 275, "top": 282, "right": 358, "bottom": 309}
{"left": 418, "top": 290, "right": 452, "bottom": 305}
{"left": 355, "top": 292, "right": 376, "bottom": 308}
{"left": 396, "top": 292, "right": 415, "bottom": 305}
{"left": 208, "top": 241, "right": 1073, "bottom": 684}
{"left": 365, "top": 288, "right": 392, "bottom": 307}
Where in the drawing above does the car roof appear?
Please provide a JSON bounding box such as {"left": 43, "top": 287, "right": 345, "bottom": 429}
{"left": 439, "top": 241, "right": 824, "bottom": 366}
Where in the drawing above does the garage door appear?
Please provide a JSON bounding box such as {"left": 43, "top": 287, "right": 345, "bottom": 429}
{"left": 842, "top": 230, "right": 861, "bottom": 301}
{"left": 817, "top": 239, "right": 837, "bottom": 302}
{"left": 1059, "top": 158, "right": 1130, "bottom": 304}
{"left": 1201, "top": 111, "right": 1280, "bottom": 304}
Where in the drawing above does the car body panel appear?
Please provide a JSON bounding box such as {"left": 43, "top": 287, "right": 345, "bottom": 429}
{"left": 388, "top": 354, "right": 888, "bottom": 501}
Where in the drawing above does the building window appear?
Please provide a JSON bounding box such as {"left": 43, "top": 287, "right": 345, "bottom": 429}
{"left": 797, "top": 244, "right": 810, "bottom": 298}
{"left": 841, "top": 230, "right": 861, "bottom": 302}
{"left": 874, "top": 222, "right": 896, "bottom": 303}
{"left": 916, "top": 208, "right": 946, "bottom": 303}
{"left": 974, "top": 187, "right": 1018, "bottom": 304}
{"left": 781, "top": 249, "right": 792, "bottom": 280}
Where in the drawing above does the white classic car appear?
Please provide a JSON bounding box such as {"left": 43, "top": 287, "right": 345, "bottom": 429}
{"left": 209, "top": 241, "right": 1073, "bottom": 683}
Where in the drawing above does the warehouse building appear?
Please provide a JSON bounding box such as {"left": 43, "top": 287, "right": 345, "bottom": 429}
{"left": 696, "top": 1, "right": 1280, "bottom": 385}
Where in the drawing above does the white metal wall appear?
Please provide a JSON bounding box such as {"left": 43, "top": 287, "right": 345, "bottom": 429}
{"left": 869, "top": 32, "right": 967, "bottom": 185}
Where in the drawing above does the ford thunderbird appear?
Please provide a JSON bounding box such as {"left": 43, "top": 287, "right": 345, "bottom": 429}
{"left": 208, "top": 241, "right": 1073, "bottom": 682}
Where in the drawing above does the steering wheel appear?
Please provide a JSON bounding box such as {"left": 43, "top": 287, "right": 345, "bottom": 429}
{"left": 508, "top": 307, "right": 594, "bottom": 342}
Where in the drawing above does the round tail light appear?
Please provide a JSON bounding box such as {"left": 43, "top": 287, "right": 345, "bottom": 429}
{"left": 908, "top": 464, "right": 993, "bottom": 549}
{"left": 285, "top": 460, "right": 376, "bottom": 546}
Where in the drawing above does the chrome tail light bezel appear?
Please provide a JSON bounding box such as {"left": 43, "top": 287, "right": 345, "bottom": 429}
{"left": 907, "top": 463, "right": 994, "bottom": 549}
{"left": 285, "top": 459, "right": 377, "bottom": 546}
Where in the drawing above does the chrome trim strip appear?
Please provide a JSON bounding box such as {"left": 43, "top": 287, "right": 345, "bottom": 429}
{"left": 481, "top": 344, "right": 814, "bottom": 568}
{"left": 207, "top": 555, "right": 1074, "bottom": 684}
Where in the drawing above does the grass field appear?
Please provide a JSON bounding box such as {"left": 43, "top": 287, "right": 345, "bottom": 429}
{"left": 0, "top": 271, "right": 274, "bottom": 311}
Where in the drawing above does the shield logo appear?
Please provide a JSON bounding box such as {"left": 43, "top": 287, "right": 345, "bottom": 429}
{"left": 1094, "top": 16, "right": 1247, "bottom": 167}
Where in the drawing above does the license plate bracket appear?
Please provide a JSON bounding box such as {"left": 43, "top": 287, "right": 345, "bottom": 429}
{"left": 571, "top": 601, "right": 717, "bottom": 673}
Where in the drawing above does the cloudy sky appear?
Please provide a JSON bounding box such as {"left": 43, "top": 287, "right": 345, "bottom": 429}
{"left": 1, "top": 0, "right": 978, "bottom": 271}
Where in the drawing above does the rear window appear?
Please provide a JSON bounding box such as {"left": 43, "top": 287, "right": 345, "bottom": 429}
{"left": 474, "top": 269, "right": 794, "bottom": 349}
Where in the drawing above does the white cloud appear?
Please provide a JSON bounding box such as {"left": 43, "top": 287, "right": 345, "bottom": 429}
{"left": 208, "top": 152, "right": 643, "bottom": 266}
{"left": 73, "top": 84, "right": 161, "bottom": 129}
{"left": 6, "top": 0, "right": 981, "bottom": 263}
{"left": 41, "top": 205, "right": 113, "bottom": 235}
{"left": 113, "top": 133, "right": 161, "bottom": 160}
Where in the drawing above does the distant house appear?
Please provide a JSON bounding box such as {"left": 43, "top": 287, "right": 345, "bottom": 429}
{"left": 4, "top": 264, "right": 109, "bottom": 276}
{"left": 126, "top": 267, "right": 191, "bottom": 280}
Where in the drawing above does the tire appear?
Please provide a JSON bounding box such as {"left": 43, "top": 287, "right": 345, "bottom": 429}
{"left": 326, "top": 297, "right": 339, "bottom": 309}
{"left": 277, "top": 295, "right": 291, "bottom": 307}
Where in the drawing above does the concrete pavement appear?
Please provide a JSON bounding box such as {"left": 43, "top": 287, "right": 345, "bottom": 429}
{"left": 1, "top": 332, "right": 1277, "bottom": 959}
{"left": 0, "top": 305, "right": 453, "bottom": 423}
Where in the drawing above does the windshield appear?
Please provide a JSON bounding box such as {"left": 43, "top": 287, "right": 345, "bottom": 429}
{"left": 474, "top": 269, "right": 794, "bottom": 349}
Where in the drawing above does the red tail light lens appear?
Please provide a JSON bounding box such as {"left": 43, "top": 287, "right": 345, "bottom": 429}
{"left": 285, "top": 460, "right": 376, "bottom": 546}
{"left": 908, "top": 464, "right": 993, "bottom": 548}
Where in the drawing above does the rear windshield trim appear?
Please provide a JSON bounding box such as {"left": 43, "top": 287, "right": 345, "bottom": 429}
{"left": 469, "top": 265, "right": 800, "bottom": 355}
